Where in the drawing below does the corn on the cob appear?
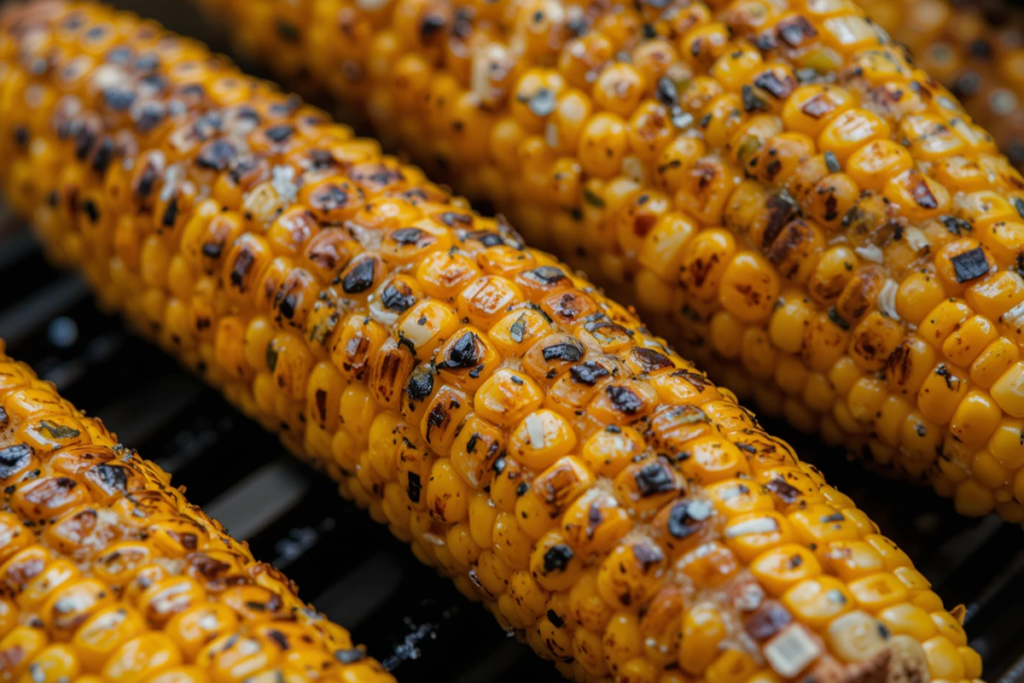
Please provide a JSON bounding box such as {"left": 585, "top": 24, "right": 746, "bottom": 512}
{"left": 0, "top": 3, "right": 984, "bottom": 683}
{"left": 189, "top": 0, "right": 1024, "bottom": 521}
{"left": 198, "top": 0, "right": 1024, "bottom": 176}
{"left": 0, "top": 342, "right": 394, "bottom": 683}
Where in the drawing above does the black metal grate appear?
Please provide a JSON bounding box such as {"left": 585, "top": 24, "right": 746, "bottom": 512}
{"left": 1, "top": 1, "right": 1023, "bottom": 679}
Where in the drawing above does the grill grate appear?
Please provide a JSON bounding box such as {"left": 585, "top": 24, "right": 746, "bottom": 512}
{"left": 1, "top": 1, "right": 1023, "bottom": 679}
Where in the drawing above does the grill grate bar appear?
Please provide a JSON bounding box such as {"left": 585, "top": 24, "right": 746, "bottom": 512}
{"left": 203, "top": 458, "right": 311, "bottom": 541}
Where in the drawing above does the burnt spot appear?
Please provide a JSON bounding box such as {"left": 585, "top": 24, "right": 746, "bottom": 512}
{"left": 766, "top": 219, "right": 816, "bottom": 278}
{"left": 634, "top": 460, "right": 677, "bottom": 497}
{"left": 381, "top": 282, "right": 417, "bottom": 312}
{"left": 629, "top": 347, "right": 673, "bottom": 373}
{"left": 827, "top": 307, "right": 850, "bottom": 330}
{"left": 466, "top": 230, "right": 504, "bottom": 247}
{"left": 546, "top": 609, "right": 565, "bottom": 628}
{"left": 745, "top": 603, "right": 793, "bottom": 641}
{"left": 135, "top": 160, "right": 161, "bottom": 200}
{"left": 438, "top": 332, "right": 483, "bottom": 370}
{"left": 666, "top": 499, "right": 713, "bottom": 538}
{"left": 91, "top": 137, "right": 115, "bottom": 175}
{"left": 309, "top": 183, "right": 355, "bottom": 218}
{"left": 548, "top": 292, "right": 588, "bottom": 321}
{"left": 13, "top": 126, "right": 28, "bottom": 147}
{"left": 133, "top": 101, "right": 167, "bottom": 133}
{"left": 102, "top": 87, "right": 137, "bottom": 112}
{"left": 908, "top": 174, "right": 938, "bottom": 209}
{"left": 228, "top": 155, "right": 264, "bottom": 186}
{"left": 229, "top": 246, "right": 257, "bottom": 289}
{"left": 341, "top": 258, "right": 376, "bottom": 294}
{"left": 632, "top": 543, "right": 665, "bottom": 571}
{"left": 265, "top": 124, "right": 295, "bottom": 144}
{"left": 951, "top": 247, "right": 989, "bottom": 283}
{"left": 777, "top": 16, "right": 817, "bottom": 47}
{"left": 162, "top": 197, "right": 179, "bottom": 228}
{"left": 570, "top": 361, "right": 611, "bottom": 386}
{"left": 406, "top": 365, "right": 436, "bottom": 402}
{"left": 886, "top": 339, "right": 917, "bottom": 388}
{"left": 742, "top": 85, "right": 768, "bottom": 112}
{"left": 671, "top": 368, "right": 709, "bottom": 392}
{"left": 139, "top": 73, "right": 169, "bottom": 97}
{"left": 656, "top": 77, "right": 679, "bottom": 107}
{"left": 523, "top": 266, "right": 567, "bottom": 287}
{"left": 527, "top": 87, "right": 557, "bottom": 117}
{"left": 0, "top": 444, "right": 32, "bottom": 480}
{"left": 134, "top": 52, "right": 161, "bottom": 73}
{"left": 81, "top": 200, "right": 100, "bottom": 225}
{"left": 542, "top": 340, "right": 585, "bottom": 363}
{"left": 420, "top": 12, "right": 447, "bottom": 38}
{"left": 753, "top": 71, "right": 796, "bottom": 100}
{"left": 391, "top": 227, "right": 425, "bottom": 245}
{"left": 86, "top": 463, "right": 128, "bottom": 495}
{"left": 606, "top": 385, "right": 644, "bottom": 415}
{"left": 824, "top": 151, "right": 840, "bottom": 174}
{"left": 349, "top": 164, "right": 405, "bottom": 190}
{"left": 940, "top": 215, "right": 972, "bottom": 236}
{"left": 584, "top": 320, "right": 632, "bottom": 347}
{"left": 407, "top": 472, "right": 422, "bottom": 503}
{"left": 439, "top": 211, "right": 473, "bottom": 227}
{"left": 800, "top": 93, "right": 835, "bottom": 119}
{"left": 765, "top": 477, "right": 802, "bottom": 504}
{"left": 192, "top": 112, "right": 224, "bottom": 142}
{"left": 195, "top": 139, "right": 238, "bottom": 172}
{"left": 542, "top": 544, "right": 574, "bottom": 573}
{"left": 72, "top": 119, "right": 101, "bottom": 160}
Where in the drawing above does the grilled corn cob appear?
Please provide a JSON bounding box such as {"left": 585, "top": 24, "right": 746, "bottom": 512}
{"left": 197, "top": 0, "right": 1024, "bottom": 176}
{"left": 0, "top": 3, "right": 984, "bottom": 683}
{"left": 0, "top": 343, "right": 394, "bottom": 683}
{"left": 191, "top": 0, "right": 1024, "bottom": 521}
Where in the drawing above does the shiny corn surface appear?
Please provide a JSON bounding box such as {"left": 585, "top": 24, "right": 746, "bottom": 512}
{"left": 194, "top": 0, "right": 1024, "bottom": 521}
{"left": 0, "top": 346, "right": 393, "bottom": 683}
{"left": 0, "top": 3, "right": 984, "bottom": 683}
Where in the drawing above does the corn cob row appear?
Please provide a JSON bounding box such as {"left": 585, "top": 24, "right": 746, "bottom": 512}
{"left": 191, "top": 0, "right": 1024, "bottom": 521}
{"left": 0, "top": 342, "right": 394, "bottom": 683}
{"left": 0, "top": 3, "right": 984, "bottom": 683}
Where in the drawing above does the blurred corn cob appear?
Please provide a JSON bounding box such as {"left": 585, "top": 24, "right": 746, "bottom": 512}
{"left": 0, "top": 342, "right": 393, "bottom": 683}
{"left": 0, "top": 2, "right": 986, "bottom": 683}
{"left": 191, "top": 0, "right": 1024, "bottom": 521}
{"left": 858, "top": 0, "right": 1024, "bottom": 168}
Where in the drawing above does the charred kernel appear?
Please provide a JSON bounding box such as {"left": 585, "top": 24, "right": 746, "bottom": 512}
{"left": 0, "top": 444, "right": 32, "bottom": 479}
{"left": 634, "top": 461, "right": 676, "bottom": 497}
{"left": 195, "top": 139, "right": 237, "bottom": 171}
{"left": 950, "top": 248, "right": 990, "bottom": 283}
{"left": 342, "top": 258, "right": 376, "bottom": 294}
{"left": 542, "top": 341, "right": 585, "bottom": 363}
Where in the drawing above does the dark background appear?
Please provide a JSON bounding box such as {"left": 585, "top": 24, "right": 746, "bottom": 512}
{"left": 0, "top": 1, "right": 1022, "bottom": 681}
